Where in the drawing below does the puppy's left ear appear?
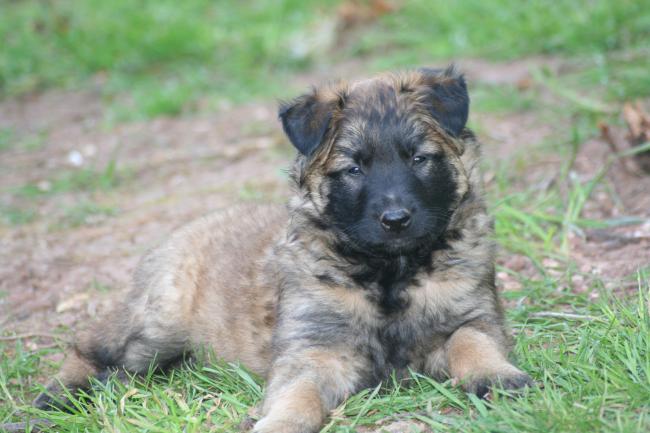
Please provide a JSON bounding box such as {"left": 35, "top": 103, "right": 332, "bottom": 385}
{"left": 279, "top": 89, "right": 339, "bottom": 156}
{"left": 418, "top": 66, "right": 469, "bottom": 137}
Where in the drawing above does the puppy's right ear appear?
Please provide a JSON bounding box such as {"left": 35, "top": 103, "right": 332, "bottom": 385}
{"left": 279, "top": 89, "right": 339, "bottom": 156}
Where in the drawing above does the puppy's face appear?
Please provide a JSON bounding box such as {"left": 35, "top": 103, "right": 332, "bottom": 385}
{"left": 281, "top": 68, "right": 470, "bottom": 256}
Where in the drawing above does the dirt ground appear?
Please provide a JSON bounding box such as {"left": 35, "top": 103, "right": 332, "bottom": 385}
{"left": 1, "top": 58, "right": 649, "bottom": 373}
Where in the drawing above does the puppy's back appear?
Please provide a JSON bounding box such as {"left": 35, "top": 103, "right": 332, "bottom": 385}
{"left": 136, "top": 203, "right": 287, "bottom": 374}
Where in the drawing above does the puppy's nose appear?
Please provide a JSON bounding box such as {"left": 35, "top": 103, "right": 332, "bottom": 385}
{"left": 380, "top": 209, "right": 411, "bottom": 232}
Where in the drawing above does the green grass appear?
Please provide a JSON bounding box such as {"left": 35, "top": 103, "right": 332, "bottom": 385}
{"left": 0, "top": 0, "right": 339, "bottom": 120}
{"left": 3, "top": 0, "right": 650, "bottom": 120}
{"left": 472, "top": 84, "right": 538, "bottom": 114}
{"left": 1, "top": 161, "right": 125, "bottom": 228}
{"left": 15, "top": 160, "right": 126, "bottom": 197}
{"left": 354, "top": 0, "right": 650, "bottom": 63}
{"left": 0, "top": 204, "right": 36, "bottom": 226}
{"left": 0, "top": 128, "right": 13, "bottom": 151}
{"left": 555, "top": 50, "right": 650, "bottom": 103}
{"left": 0, "top": 129, "right": 46, "bottom": 153}
{"left": 55, "top": 200, "right": 118, "bottom": 229}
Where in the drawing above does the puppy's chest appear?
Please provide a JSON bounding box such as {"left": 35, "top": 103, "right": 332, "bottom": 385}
{"left": 350, "top": 304, "right": 448, "bottom": 386}
{"left": 353, "top": 264, "right": 467, "bottom": 327}
{"left": 379, "top": 294, "right": 462, "bottom": 331}
{"left": 347, "top": 266, "right": 479, "bottom": 373}
{"left": 367, "top": 292, "right": 463, "bottom": 346}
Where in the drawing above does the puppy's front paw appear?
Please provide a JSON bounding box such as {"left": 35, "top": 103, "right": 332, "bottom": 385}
{"left": 33, "top": 382, "right": 71, "bottom": 411}
{"left": 463, "top": 371, "right": 534, "bottom": 398}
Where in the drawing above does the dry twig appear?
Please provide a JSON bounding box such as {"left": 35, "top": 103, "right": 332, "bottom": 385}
{"left": 530, "top": 311, "right": 598, "bottom": 321}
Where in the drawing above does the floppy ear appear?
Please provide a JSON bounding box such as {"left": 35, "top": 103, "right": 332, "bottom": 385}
{"left": 279, "top": 90, "right": 337, "bottom": 156}
{"left": 418, "top": 66, "right": 469, "bottom": 137}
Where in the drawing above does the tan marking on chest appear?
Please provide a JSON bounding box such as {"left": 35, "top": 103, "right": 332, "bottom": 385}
{"left": 409, "top": 272, "right": 477, "bottom": 317}
{"left": 326, "top": 285, "right": 382, "bottom": 326}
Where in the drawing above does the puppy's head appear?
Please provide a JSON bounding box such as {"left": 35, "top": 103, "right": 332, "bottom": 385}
{"left": 280, "top": 67, "right": 471, "bottom": 257}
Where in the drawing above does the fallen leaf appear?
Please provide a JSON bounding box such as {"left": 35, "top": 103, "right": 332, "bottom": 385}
{"left": 337, "top": 0, "right": 397, "bottom": 30}
{"left": 621, "top": 102, "right": 650, "bottom": 173}
{"left": 119, "top": 388, "right": 139, "bottom": 415}
{"left": 55, "top": 292, "right": 90, "bottom": 313}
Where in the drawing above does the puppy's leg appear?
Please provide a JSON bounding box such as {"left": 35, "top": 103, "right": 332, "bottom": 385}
{"left": 445, "top": 323, "right": 533, "bottom": 397}
{"left": 253, "top": 347, "right": 363, "bottom": 433}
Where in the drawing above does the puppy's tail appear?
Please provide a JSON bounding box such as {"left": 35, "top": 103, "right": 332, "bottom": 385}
{"left": 32, "top": 330, "right": 106, "bottom": 411}
{"left": 33, "top": 298, "right": 189, "bottom": 411}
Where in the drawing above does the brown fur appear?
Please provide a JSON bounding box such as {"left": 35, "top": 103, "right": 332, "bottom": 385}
{"left": 35, "top": 68, "right": 532, "bottom": 432}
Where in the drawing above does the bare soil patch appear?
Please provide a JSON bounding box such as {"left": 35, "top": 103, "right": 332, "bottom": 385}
{"left": 571, "top": 136, "right": 650, "bottom": 283}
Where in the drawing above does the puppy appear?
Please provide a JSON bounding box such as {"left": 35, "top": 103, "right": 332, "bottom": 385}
{"left": 35, "top": 67, "right": 532, "bottom": 433}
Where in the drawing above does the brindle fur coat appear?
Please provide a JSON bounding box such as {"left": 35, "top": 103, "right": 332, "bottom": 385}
{"left": 35, "top": 67, "right": 533, "bottom": 433}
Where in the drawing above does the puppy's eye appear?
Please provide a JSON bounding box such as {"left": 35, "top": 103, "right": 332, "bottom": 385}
{"left": 412, "top": 155, "right": 427, "bottom": 165}
{"left": 347, "top": 166, "right": 362, "bottom": 175}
